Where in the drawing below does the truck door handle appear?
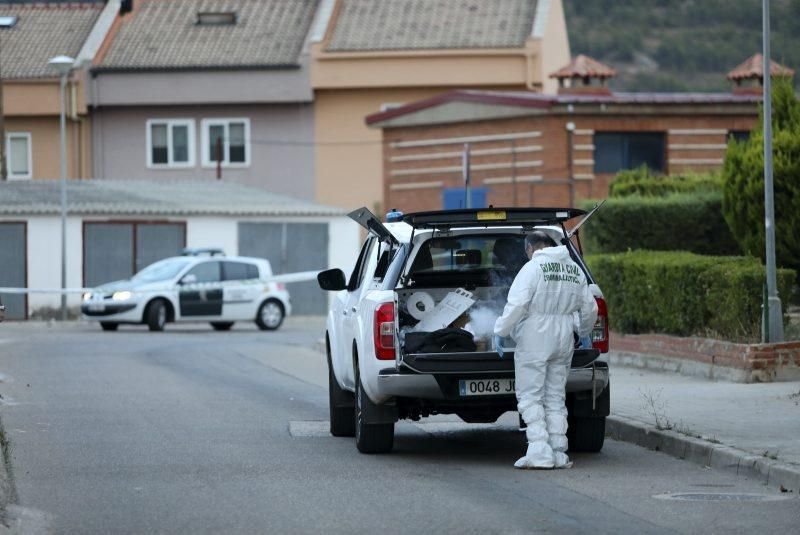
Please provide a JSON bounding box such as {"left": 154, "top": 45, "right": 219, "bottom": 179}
{"left": 351, "top": 306, "right": 357, "bottom": 313}
{"left": 342, "top": 310, "right": 348, "bottom": 316}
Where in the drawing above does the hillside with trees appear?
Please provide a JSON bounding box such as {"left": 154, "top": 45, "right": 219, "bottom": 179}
{"left": 564, "top": 0, "right": 800, "bottom": 91}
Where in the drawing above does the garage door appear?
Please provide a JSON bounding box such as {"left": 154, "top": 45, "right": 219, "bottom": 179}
{"left": 0, "top": 223, "right": 26, "bottom": 319}
{"left": 238, "top": 222, "right": 328, "bottom": 315}
{"left": 136, "top": 224, "right": 186, "bottom": 272}
{"left": 84, "top": 222, "right": 185, "bottom": 287}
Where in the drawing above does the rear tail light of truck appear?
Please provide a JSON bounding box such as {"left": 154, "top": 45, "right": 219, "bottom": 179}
{"left": 592, "top": 297, "right": 609, "bottom": 353}
{"left": 374, "top": 302, "right": 396, "bottom": 360}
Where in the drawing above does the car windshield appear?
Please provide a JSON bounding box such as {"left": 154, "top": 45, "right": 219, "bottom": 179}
{"left": 132, "top": 258, "right": 192, "bottom": 283}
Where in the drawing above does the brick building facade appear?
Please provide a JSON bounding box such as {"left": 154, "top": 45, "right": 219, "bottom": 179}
{"left": 366, "top": 55, "right": 788, "bottom": 213}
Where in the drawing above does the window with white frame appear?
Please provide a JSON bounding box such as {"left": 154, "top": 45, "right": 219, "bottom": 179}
{"left": 146, "top": 119, "right": 195, "bottom": 168}
{"left": 5, "top": 132, "right": 31, "bottom": 179}
{"left": 201, "top": 118, "right": 250, "bottom": 167}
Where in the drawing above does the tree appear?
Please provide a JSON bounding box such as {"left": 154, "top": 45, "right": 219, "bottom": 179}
{"left": 721, "top": 77, "right": 800, "bottom": 275}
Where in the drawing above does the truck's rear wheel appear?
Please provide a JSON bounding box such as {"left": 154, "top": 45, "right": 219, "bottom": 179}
{"left": 328, "top": 347, "right": 355, "bottom": 437}
{"left": 355, "top": 371, "right": 394, "bottom": 454}
{"left": 567, "top": 382, "right": 609, "bottom": 453}
{"left": 567, "top": 417, "right": 605, "bottom": 452}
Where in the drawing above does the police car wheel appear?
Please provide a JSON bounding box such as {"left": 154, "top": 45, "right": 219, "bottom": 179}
{"left": 210, "top": 322, "right": 234, "bottom": 331}
{"left": 146, "top": 300, "right": 167, "bottom": 332}
{"left": 256, "top": 300, "right": 284, "bottom": 331}
{"left": 100, "top": 322, "right": 118, "bottom": 332}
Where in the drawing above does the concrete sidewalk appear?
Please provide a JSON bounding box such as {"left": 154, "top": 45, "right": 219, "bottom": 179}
{"left": 610, "top": 365, "right": 800, "bottom": 491}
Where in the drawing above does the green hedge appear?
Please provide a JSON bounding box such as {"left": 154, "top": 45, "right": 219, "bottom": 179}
{"left": 579, "top": 193, "right": 740, "bottom": 256}
{"left": 585, "top": 251, "right": 796, "bottom": 342}
{"left": 608, "top": 167, "right": 722, "bottom": 198}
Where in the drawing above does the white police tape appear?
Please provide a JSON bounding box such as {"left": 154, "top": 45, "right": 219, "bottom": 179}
{"left": 0, "top": 270, "right": 321, "bottom": 295}
{"left": 0, "top": 287, "right": 90, "bottom": 294}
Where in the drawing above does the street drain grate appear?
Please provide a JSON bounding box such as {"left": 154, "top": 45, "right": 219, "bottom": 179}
{"left": 653, "top": 493, "right": 792, "bottom": 502}
{"left": 288, "top": 420, "right": 330, "bottom": 437}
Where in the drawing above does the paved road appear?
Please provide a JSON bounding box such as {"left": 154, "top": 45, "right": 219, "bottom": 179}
{"left": 0, "top": 320, "right": 796, "bottom": 533}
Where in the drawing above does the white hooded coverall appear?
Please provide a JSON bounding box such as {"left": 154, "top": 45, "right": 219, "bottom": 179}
{"left": 494, "top": 245, "right": 598, "bottom": 469}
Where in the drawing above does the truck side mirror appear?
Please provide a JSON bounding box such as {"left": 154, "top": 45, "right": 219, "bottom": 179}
{"left": 318, "top": 268, "right": 346, "bottom": 291}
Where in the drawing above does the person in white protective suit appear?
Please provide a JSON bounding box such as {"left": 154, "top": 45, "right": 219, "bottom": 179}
{"left": 494, "top": 231, "right": 598, "bottom": 469}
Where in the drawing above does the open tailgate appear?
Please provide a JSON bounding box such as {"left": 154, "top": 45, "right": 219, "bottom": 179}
{"left": 348, "top": 206, "right": 399, "bottom": 245}
{"left": 403, "top": 207, "right": 586, "bottom": 230}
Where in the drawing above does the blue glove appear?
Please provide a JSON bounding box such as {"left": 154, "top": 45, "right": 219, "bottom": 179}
{"left": 494, "top": 334, "right": 504, "bottom": 358}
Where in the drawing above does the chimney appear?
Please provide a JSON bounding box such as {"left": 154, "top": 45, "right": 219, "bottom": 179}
{"left": 549, "top": 55, "right": 616, "bottom": 96}
{"left": 727, "top": 53, "right": 794, "bottom": 95}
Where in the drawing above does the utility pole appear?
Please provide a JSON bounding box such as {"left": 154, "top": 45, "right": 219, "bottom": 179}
{"left": 566, "top": 122, "right": 576, "bottom": 207}
{"left": 216, "top": 136, "right": 222, "bottom": 180}
{"left": 0, "top": 35, "right": 7, "bottom": 180}
{"left": 49, "top": 55, "right": 75, "bottom": 321}
{"left": 762, "top": 0, "right": 783, "bottom": 342}
{"left": 511, "top": 138, "right": 517, "bottom": 207}
{"left": 462, "top": 143, "right": 471, "bottom": 208}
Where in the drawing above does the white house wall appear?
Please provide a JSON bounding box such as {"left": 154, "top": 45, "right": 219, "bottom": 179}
{"left": 24, "top": 216, "right": 84, "bottom": 312}
{"left": 327, "top": 217, "right": 361, "bottom": 277}
{"left": 186, "top": 218, "right": 239, "bottom": 256}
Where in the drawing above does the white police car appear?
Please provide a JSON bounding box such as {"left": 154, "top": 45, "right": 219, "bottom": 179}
{"left": 81, "top": 248, "right": 291, "bottom": 332}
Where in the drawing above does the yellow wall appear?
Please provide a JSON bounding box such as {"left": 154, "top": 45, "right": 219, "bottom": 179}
{"left": 314, "top": 87, "right": 453, "bottom": 213}
{"left": 312, "top": 50, "right": 539, "bottom": 212}
{"left": 3, "top": 79, "right": 88, "bottom": 116}
{"left": 539, "top": 0, "right": 572, "bottom": 95}
{"left": 312, "top": 50, "right": 535, "bottom": 90}
{"left": 4, "top": 115, "right": 91, "bottom": 179}
{"left": 3, "top": 79, "right": 90, "bottom": 179}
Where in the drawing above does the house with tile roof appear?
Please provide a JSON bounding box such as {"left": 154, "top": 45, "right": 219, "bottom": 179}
{"left": 0, "top": 0, "right": 114, "bottom": 180}
{"left": 309, "top": 0, "right": 570, "bottom": 213}
{"left": 88, "top": 0, "right": 321, "bottom": 199}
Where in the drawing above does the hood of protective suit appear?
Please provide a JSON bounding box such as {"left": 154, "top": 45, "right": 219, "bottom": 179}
{"left": 532, "top": 245, "right": 571, "bottom": 261}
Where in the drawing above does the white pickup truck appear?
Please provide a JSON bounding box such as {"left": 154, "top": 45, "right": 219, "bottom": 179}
{"left": 318, "top": 207, "right": 609, "bottom": 454}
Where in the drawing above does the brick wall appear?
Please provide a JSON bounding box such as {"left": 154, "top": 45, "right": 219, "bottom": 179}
{"left": 611, "top": 332, "right": 800, "bottom": 383}
{"left": 381, "top": 111, "right": 758, "bottom": 213}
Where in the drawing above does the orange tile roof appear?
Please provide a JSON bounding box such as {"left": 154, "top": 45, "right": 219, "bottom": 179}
{"left": 549, "top": 54, "right": 616, "bottom": 79}
{"left": 727, "top": 53, "right": 794, "bottom": 81}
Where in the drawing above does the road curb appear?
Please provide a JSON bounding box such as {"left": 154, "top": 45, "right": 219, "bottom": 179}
{"left": 606, "top": 415, "right": 800, "bottom": 493}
